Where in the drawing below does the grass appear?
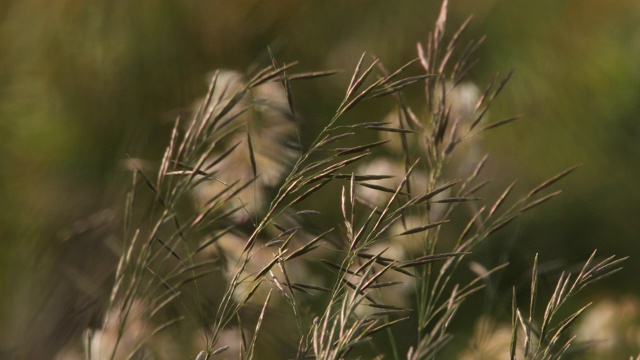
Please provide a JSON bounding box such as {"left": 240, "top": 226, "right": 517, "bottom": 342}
{"left": 52, "top": 2, "right": 629, "bottom": 359}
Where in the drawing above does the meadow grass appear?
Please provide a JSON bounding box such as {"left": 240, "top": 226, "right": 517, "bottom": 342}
{"left": 59, "top": 2, "right": 628, "bottom": 359}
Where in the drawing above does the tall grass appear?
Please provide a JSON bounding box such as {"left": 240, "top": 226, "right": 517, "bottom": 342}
{"left": 59, "top": 2, "right": 627, "bottom": 359}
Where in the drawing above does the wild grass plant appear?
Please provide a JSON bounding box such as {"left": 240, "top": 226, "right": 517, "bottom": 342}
{"left": 58, "top": 2, "right": 629, "bottom": 359}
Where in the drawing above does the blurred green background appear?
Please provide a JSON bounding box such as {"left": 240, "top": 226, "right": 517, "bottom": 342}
{"left": 1, "top": 0, "right": 639, "bottom": 357}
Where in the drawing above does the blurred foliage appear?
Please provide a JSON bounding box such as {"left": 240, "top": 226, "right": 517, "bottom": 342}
{"left": 1, "top": 0, "right": 639, "bottom": 358}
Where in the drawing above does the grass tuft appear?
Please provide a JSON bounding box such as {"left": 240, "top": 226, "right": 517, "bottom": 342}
{"left": 57, "top": 2, "right": 627, "bottom": 359}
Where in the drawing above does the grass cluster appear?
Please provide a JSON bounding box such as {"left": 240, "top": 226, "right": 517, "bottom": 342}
{"left": 58, "top": 2, "right": 628, "bottom": 359}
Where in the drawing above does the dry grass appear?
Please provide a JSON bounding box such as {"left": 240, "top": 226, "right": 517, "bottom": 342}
{"left": 54, "top": 2, "right": 629, "bottom": 359}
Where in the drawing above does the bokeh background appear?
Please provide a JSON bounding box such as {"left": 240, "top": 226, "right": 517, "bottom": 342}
{"left": 1, "top": 0, "right": 639, "bottom": 358}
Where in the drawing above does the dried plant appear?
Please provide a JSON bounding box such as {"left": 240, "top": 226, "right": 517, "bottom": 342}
{"left": 60, "top": 2, "right": 629, "bottom": 360}
{"left": 510, "top": 252, "right": 628, "bottom": 360}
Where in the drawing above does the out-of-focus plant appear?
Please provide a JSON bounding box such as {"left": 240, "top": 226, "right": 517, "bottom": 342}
{"left": 54, "top": 2, "right": 631, "bottom": 360}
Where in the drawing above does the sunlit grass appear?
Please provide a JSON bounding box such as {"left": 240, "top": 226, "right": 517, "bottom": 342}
{"left": 20, "top": 2, "right": 634, "bottom": 359}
